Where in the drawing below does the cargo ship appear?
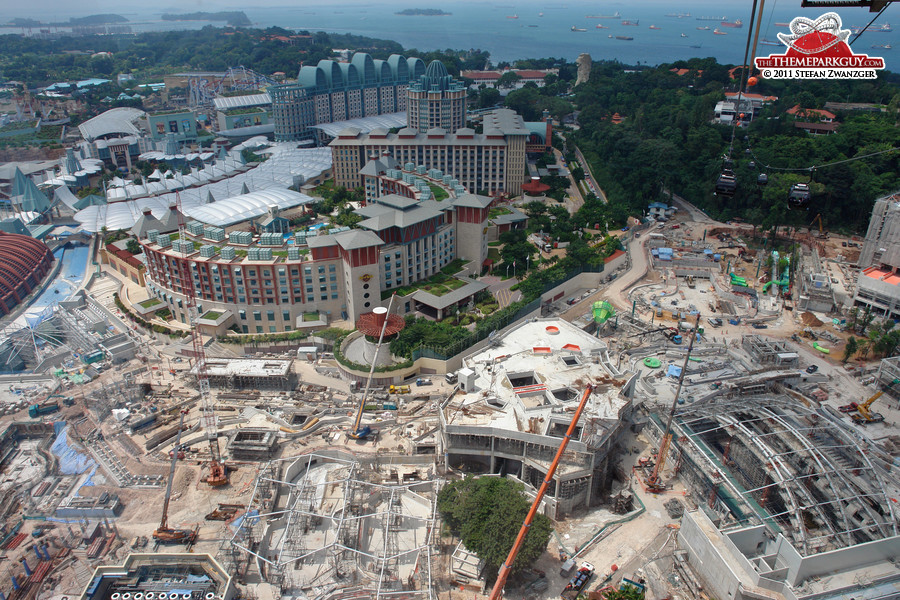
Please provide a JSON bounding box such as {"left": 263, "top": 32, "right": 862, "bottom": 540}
{"left": 649, "top": 25, "right": 661, "bottom": 30}
{"left": 696, "top": 26, "right": 710, "bottom": 30}
{"left": 595, "top": 24, "right": 609, "bottom": 29}
{"left": 877, "top": 23, "right": 893, "bottom": 32}
{"left": 571, "top": 25, "right": 586, "bottom": 31}
{"left": 615, "top": 35, "right": 633, "bottom": 40}
{"left": 586, "top": 12, "right": 620, "bottom": 18}
{"left": 775, "top": 22, "right": 789, "bottom": 27}
{"left": 697, "top": 16, "right": 726, "bottom": 21}
{"left": 713, "top": 28, "right": 727, "bottom": 35}
{"left": 760, "top": 38, "right": 781, "bottom": 46}
{"left": 872, "top": 43, "right": 892, "bottom": 49}
{"left": 666, "top": 13, "right": 691, "bottom": 18}
{"left": 720, "top": 19, "right": 743, "bottom": 27}
{"left": 622, "top": 19, "right": 639, "bottom": 25}
{"left": 506, "top": 14, "right": 518, "bottom": 19}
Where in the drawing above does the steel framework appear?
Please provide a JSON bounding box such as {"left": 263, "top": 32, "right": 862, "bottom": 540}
{"left": 227, "top": 452, "right": 437, "bottom": 600}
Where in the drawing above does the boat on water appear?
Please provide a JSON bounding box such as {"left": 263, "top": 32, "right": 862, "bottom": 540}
{"left": 720, "top": 19, "right": 743, "bottom": 28}
{"left": 690, "top": 43, "right": 702, "bottom": 48}
{"left": 527, "top": 24, "right": 538, "bottom": 27}
{"left": 571, "top": 26, "right": 586, "bottom": 31}
{"left": 760, "top": 38, "right": 781, "bottom": 46}
{"left": 697, "top": 16, "right": 726, "bottom": 21}
{"left": 877, "top": 23, "right": 893, "bottom": 32}
{"left": 775, "top": 22, "right": 789, "bottom": 27}
{"left": 596, "top": 24, "right": 609, "bottom": 29}
{"left": 681, "top": 33, "right": 688, "bottom": 37}
{"left": 506, "top": 15, "right": 518, "bottom": 19}
{"left": 622, "top": 19, "right": 639, "bottom": 26}
{"left": 713, "top": 28, "right": 727, "bottom": 35}
{"left": 615, "top": 35, "right": 634, "bottom": 40}
{"left": 649, "top": 25, "right": 661, "bottom": 30}
{"left": 696, "top": 26, "right": 710, "bottom": 30}
{"left": 872, "top": 43, "right": 892, "bottom": 49}
{"left": 538, "top": 12, "right": 543, "bottom": 16}
{"left": 666, "top": 13, "right": 691, "bottom": 18}
{"left": 586, "top": 12, "right": 620, "bottom": 18}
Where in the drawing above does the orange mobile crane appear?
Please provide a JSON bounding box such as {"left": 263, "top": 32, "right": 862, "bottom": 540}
{"left": 348, "top": 294, "right": 396, "bottom": 440}
{"left": 488, "top": 384, "right": 595, "bottom": 600}
{"left": 175, "top": 192, "right": 228, "bottom": 486}
{"left": 153, "top": 410, "right": 197, "bottom": 544}
{"left": 645, "top": 313, "right": 701, "bottom": 493}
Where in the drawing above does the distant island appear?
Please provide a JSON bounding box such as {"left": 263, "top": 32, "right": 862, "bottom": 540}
{"left": 395, "top": 8, "right": 451, "bottom": 16}
{"left": 5, "top": 14, "right": 128, "bottom": 27}
{"left": 161, "top": 11, "right": 252, "bottom": 27}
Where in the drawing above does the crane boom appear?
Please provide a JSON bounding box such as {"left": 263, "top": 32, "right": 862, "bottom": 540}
{"left": 349, "top": 294, "right": 395, "bottom": 439}
{"left": 174, "top": 192, "right": 227, "bottom": 486}
{"left": 646, "top": 313, "right": 701, "bottom": 492}
{"left": 158, "top": 410, "right": 187, "bottom": 532}
{"left": 488, "top": 384, "right": 595, "bottom": 600}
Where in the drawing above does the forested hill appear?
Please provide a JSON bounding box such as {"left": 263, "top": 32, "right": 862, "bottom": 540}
{"left": 571, "top": 58, "right": 900, "bottom": 234}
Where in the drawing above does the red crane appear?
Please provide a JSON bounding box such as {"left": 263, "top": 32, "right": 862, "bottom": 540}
{"left": 488, "top": 384, "right": 595, "bottom": 600}
{"left": 174, "top": 192, "right": 228, "bottom": 486}
{"left": 153, "top": 410, "right": 198, "bottom": 544}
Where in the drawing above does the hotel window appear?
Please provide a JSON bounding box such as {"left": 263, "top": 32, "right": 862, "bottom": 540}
{"left": 253, "top": 311, "right": 261, "bottom": 321}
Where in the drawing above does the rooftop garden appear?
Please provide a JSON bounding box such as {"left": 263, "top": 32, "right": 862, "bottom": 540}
{"left": 429, "top": 183, "right": 449, "bottom": 201}
{"left": 384, "top": 271, "right": 467, "bottom": 299}
{"left": 138, "top": 298, "right": 162, "bottom": 309}
{"left": 224, "top": 107, "right": 266, "bottom": 116}
{"left": 302, "top": 311, "right": 320, "bottom": 322}
{"left": 489, "top": 206, "right": 513, "bottom": 219}
{"left": 201, "top": 310, "right": 223, "bottom": 320}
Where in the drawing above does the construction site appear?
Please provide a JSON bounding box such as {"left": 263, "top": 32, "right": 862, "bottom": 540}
{"left": 0, "top": 197, "right": 896, "bottom": 600}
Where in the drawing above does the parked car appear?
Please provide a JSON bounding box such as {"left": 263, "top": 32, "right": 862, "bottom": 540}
{"left": 806, "top": 365, "right": 818, "bottom": 374}
{"left": 751, "top": 323, "right": 768, "bottom": 329}
{"left": 707, "top": 318, "right": 723, "bottom": 328}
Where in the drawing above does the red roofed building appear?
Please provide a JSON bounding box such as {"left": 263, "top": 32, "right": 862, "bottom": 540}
{"left": 786, "top": 105, "right": 839, "bottom": 135}
{"left": 460, "top": 68, "right": 559, "bottom": 88}
{"left": 102, "top": 241, "right": 146, "bottom": 286}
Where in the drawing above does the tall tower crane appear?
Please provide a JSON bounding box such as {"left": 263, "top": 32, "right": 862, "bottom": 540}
{"left": 175, "top": 192, "right": 228, "bottom": 486}
{"left": 645, "top": 313, "right": 701, "bottom": 493}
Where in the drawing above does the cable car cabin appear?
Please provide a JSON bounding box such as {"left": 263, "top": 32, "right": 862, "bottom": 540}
{"left": 788, "top": 183, "right": 811, "bottom": 210}
{"left": 715, "top": 170, "right": 737, "bottom": 197}
{"left": 757, "top": 173, "right": 768, "bottom": 186}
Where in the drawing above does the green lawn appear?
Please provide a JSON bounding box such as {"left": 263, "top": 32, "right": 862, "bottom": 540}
{"left": 386, "top": 272, "right": 468, "bottom": 298}
{"left": 441, "top": 258, "right": 467, "bottom": 276}
{"left": 302, "top": 311, "right": 320, "bottom": 322}
{"left": 489, "top": 207, "right": 512, "bottom": 219}
{"left": 487, "top": 248, "right": 501, "bottom": 262}
{"left": 202, "top": 310, "right": 223, "bottom": 320}
{"left": 138, "top": 298, "right": 162, "bottom": 309}
{"left": 429, "top": 184, "right": 449, "bottom": 201}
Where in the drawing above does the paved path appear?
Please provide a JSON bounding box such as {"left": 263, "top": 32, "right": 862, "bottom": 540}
{"left": 481, "top": 275, "right": 521, "bottom": 308}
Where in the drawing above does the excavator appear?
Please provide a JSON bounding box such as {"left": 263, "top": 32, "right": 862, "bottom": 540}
{"left": 152, "top": 410, "right": 198, "bottom": 545}
{"left": 809, "top": 213, "right": 827, "bottom": 239}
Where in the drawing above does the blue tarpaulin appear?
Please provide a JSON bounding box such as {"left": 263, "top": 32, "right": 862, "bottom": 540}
{"left": 666, "top": 365, "right": 682, "bottom": 378}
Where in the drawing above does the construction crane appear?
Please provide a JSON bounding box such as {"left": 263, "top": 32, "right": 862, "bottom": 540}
{"left": 809, "top": 213, "right": 827, "bottom": 238}
{"left": 153, "top": 410, "right": 197, "bottom": 544}
{"left": 175, "top": 192, "right": 228, "bottom": 486}
{"left": 645, "top": 313, "right": 701, "bottom": 493}
{"left": 488, "top": 384, "right": 595, "bottom": 600}
{"left": 348, "top": 294, "right": 396, "bottom": 440}
{"left": 849, "top": 378, "right": 898, "bottom": 424}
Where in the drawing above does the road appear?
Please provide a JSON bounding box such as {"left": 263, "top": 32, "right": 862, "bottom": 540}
{"left": 558, "top": 232, "right": 652, "bottom": 321}
{"left": 482, "top": 275, "right": 522, "bottom": 308}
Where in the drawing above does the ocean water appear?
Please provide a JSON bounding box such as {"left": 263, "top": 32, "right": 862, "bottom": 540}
{"left": 4, "top": 0, "right": 900, "bottom": 66}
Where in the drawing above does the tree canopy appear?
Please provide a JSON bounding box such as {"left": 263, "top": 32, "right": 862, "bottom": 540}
{"left": 437, "top": 476, "right": 552, "bottom": 574}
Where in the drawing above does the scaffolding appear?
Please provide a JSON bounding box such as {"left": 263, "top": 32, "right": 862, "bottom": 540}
{"left": 663, "top": 393, "right": 898, "bottom": 556}
{"left": 228, "top": 452, "right": 437, "bottom": 600}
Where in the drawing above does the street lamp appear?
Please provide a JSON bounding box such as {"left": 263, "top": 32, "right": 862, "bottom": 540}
{"left": 506, "top": 264, "right": 510, "bottom": 279}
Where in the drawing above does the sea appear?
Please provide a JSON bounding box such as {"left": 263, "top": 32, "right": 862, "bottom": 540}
{"left": 3, "top": 0, "right": 900, "bottom": 66}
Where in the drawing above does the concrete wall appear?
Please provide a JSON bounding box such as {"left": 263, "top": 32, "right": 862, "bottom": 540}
{"left": 678, "top": 510, "right": 747, "bottom": 600}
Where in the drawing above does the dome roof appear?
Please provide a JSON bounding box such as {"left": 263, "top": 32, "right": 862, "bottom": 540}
{"left": 424, "top": 60, "right": 449, "bottom": 81}
{"left": 0, "top": 232, "right": 54, "bottom": 314}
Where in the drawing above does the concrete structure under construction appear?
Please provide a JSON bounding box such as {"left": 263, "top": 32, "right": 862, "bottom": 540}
{"left": 441, "top": 318, "right": 637, "bottom": 519}
{"left": 194, "top": 358, "right": 293, "bottom": 390}
{"left": 228, "top": 428, "right": 279, "bottom": 461}
{"left": 855, "top": 191, "right": 900, "bottom": 318}
{"left": 741, "top": 335, "right": 800, "bottom": 369}
{"left": 226, "top": 452, "right": 437, "bottom": 599}
{"left": 80, "top": 553, "right": 237, "bottom": 600}
{"left": 664, "top": 388, "right": 900, "bottom": 600}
